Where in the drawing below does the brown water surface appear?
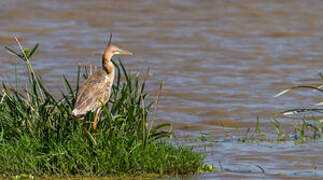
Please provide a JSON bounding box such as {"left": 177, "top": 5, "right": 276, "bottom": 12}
{"left": 1, "top": 0, "right": 323, "bottom": 179}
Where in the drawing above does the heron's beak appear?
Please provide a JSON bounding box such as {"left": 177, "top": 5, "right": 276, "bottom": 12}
{"left": 118, "top": 48, "right": 133, "bottom": 55}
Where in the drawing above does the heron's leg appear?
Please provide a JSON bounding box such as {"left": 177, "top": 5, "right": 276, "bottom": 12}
{"left": 82, "top": 115, "right": 97, "bottom": 145}
{"left": 93, "top": 108, "right": 100, "bottom": 131}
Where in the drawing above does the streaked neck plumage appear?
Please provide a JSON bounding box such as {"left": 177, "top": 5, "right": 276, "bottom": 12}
{"left": 102, "top": 48, "right": 115, "bottom": 80}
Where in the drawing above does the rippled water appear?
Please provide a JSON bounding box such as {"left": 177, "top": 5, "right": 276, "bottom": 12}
{"left": 1, "top": 0, "right": 323, "bottom": 179}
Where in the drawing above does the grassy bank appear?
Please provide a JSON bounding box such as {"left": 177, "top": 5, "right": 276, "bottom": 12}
{"left": 0, "top": 39, "right": 205, "bottom": 178}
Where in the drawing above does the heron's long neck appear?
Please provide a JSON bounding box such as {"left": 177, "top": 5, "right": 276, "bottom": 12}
{"left": 102, "top": 55, "right": 115, "bottom": 80}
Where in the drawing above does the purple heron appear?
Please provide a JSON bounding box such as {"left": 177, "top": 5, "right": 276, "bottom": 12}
{"left": 72, "top": 34, "right": 132, "bottom": 127}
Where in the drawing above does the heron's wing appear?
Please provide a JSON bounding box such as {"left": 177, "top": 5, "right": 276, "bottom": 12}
{"left": 72, "top": 70, "right": 112, "bottom": 116}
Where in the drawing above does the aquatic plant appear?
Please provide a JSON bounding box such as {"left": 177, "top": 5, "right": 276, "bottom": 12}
{"left": 274, "top": 74, "right": 323, "bottom": 116}
{"left": 239, "top": 76, "right": 323, "bottom": 143}
{"left": 0, "top": 38, "right": 204, "bottom": 177}
{"left": 273, "top": 78, "right": 323, "bottom": 142}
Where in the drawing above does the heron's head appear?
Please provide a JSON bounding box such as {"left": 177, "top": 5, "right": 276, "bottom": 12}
{"left": 103, "top": 33, "right": 132, "bottom": 60}
{"left": 107, "top": 45, "right": 133, "bottom": 56}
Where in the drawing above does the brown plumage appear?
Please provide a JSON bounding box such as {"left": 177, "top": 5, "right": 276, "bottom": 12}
{"left": 72, "top": 35, "right": 132, "bottom": 117}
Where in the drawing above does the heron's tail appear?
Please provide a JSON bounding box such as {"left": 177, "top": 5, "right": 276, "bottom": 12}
{"left": 72, "top": 108, "right": 83, "bottom": 118}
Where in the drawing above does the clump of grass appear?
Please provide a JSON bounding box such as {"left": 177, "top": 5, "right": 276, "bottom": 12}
{"left": 0, "top": 38, "right": 205, "bottom": 178}
{"left": 242, "top": 118, "right": 322, "bottom": 143}
{"left": 273, "top": 74, "right": 323, "bottom": 142}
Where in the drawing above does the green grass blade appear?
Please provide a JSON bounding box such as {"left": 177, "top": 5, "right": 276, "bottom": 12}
{"left": 28, "top": 43, "right": 39, "bottom": 58}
